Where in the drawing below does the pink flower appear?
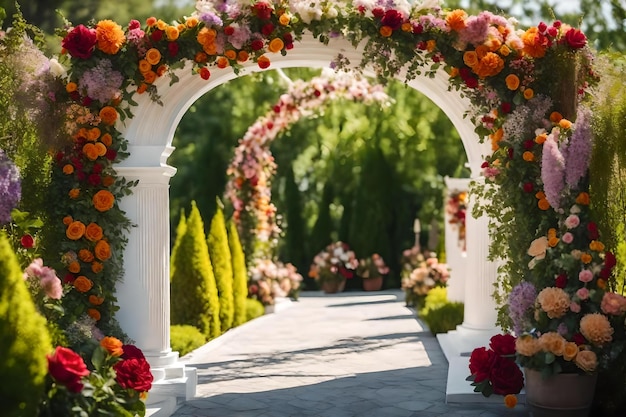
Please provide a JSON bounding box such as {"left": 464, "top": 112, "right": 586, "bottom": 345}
{"left": 564, "top": 28, "right": 587, "bottom": 49}
{"left": 601, "top": 292, "right": 626, "bottom": 316}
{"left": 564, "top": 214, "right": 580, "bottom": 229}
{"left": 570, "top": 302, "right": 581, "bottom": 313}
{"left": 561, "top": 232, "right": 574, "bottom": 244}
{"left": 578, "top": 269, "right": 593, "bottom": 283}
{"left": 577, "top": 287, "right": 590, "bottom": 300}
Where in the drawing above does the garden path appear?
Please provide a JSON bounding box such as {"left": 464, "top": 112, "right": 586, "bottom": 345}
{"left": 169, "top": 290, "right": 528, "bottom": 417}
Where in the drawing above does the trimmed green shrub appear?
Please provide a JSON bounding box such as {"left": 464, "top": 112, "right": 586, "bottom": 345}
{"left": 418, "top": 288, "right": 464, "bottom": 336}
{"left": 170, "top": 209, "right": 187, "bottom": 281}
{"left": 171, "top": 201, "right": 221, "bottom": 340}
{"left": 228, "top": 219, "right": 248, "bottom": 327}
{"left": 170, "top": 324, "right": 207, "bottom": 357}
{"left": 0, "top": 232, "right": 52, "bottom": 417}
{"left": 281, "top": 164, "right": 308, "bottom": 274}
{"left": 207, "top": 199, "right": 234, "bottom": 332}
{"left": 245, "top": 298, "right": 265, "bottom": 323}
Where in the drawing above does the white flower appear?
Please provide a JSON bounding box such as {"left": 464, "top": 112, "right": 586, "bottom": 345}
{"left": 49, "top": 58, "right": 66, "bottom": 78}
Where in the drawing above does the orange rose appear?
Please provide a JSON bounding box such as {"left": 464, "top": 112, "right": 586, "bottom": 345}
{"left": 99, "top": 106, "right": 118, "bottom": 125}
{"left": 87, "top": 127, "right": 101, "bottom": 141}
{"left": 505, "top": 74, "right": 520, "bottom": 90}
{"left": 83, "top": 143, "right": 99, "bottom": 161}
{"left": 474, "top": 52, "right": 504, "bottom": 78}
{"left": 194, "top": 51, "right": 208, "bottom": 63}
{"left": 446, "top": 9, "right": 467, "bottom": 31}
{"left": 94, "top": 142, "right": 107, "bottom": 157}
{"left": 73, "top": 275, "right": 93, "bottom": 293}
{"left": 576, "top": 192, "right": 590, "bottom": 205}
{"left": 68, "top": 261, "right": 81, "bottom": 274}
{"left": 146, "top": 17, "right": 157, "bottom": 27}
{"left": 523, "top": 151, "right": 535, "bottom": 162}
{"left": 550, "top": 112, "right": 563, "bottom": 123}
{"left": 63, "top": 215, "right": 73, "bottom": 226}
{"left": 463, "top": 51, "right": 478, "bottom": 68}
{"left": 156, "top": 19, "right": 167, "bottom": 31}
{"left": 197, "top": 27, "right": 217, "bottom": 47}
{"left": 216, "top": 57, "right": 229, "bottom": 69}
{"left": 87, "top": 308, "right": 101, "bottom": 321}
{"left": 523, "top": 88, "right": 534, "bottom": 100}
{"left": 448, "top": 67, "right": 459, "bottom": 78}
{"left": 143, "top": 70, "right": 157, "bottom": 84}
{"left": 257, "top": 55, "right": 270, "bottom": 69}
{"left": 279, "top": 13, "right": 290, "bottom": 25}
{"left": 580, "top": 253, "right": 592, "bottom": 264}
{"left": 535, "top": 133, "right": 547, "bottom": 144}
{"left": 401, "top": 22, "right": 412, "bottom": 32}
{"left": 96, "top": 20, "right": 125, "bottom": 55}
{"left": 559, "top": 119, "right": 573, "bottom": 129}
{"left": 63, "top": 164, "right": 74, "bottom": 175}
{"left": 499, "top": 45, "right": 511, "bottom": 56}
{"left": 186, "top": 17, "right": 199, "bottom": 28}
{"left": 137, "top": 83, "right": 148, "bottom": 94}
{"left": 66, "top": 82, "right": 78, "bottom": 93}
{"left": 563, "top": 342, "right": 579, "bottom": 361}
{"left": 89, "top": 295, "right": 105, "bottom": 305}
{"left": 538, "top": 198, "right": 550, "bottom": 210}
{"left": 91, "top": 261, "right": 104, "bottom": 274}
{"left": 102, "top": 176, "right": 115, "bottom": 187}
{"left": 522, "top": 27, "right": 547, "bottom": 58}
{"left": 95, "top": 240, "right": 112, "bottom": 261}
{"left": 66, "top": 221, "right": 86, "bottom": 240}
{"left": 85, "top": 222, "right": 104, "bottom": 242}
{"left": 268, "top": 38, "right": 284, "bottom": 53}
{"left": 426, "top": 40, "right": 436, "bottom": 52}
{"left": 224, "top": 49, "right": 237, "bottom": 60}
{"left": 78, "top": 249, "right": 95, "bottom": 263}
{"left": 156, "top": 65, "right": 168, "bottom": 77}
{"left": 100, "top": 133, "right": 113, "bottom": 147}
{"left": 93, "top": 190, "right": 115, "bottom": 212}
{"left": 145, "top": 48, "right": 161, "bottom": 65}
{"left": 100, "top": 336, "right": 124, "bottom": 356}
{"left": 575, "top": 349, "right": 597, "bottom": 372}
{"left": 237, "top": 50, "right": 249, "bottom": 62}
{"left": 166, "top": 26, "right": 180, "bottom": 41}
{"left": 379, "top": 26, "right": 393, "bottom": 37}
{"left": 138, "top": 59, "right": 152, "bottom": 74}
{"left": 69, "top": 188, "right": 80, "bottom": 199}
{"left": 548, "top": 236, "right": 559, "bottom": 247}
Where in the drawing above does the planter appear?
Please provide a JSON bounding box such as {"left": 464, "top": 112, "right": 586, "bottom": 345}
{"left": 321, "top": 279, "right": 346, "bottom": 294}
{"left": 362, "top": 276, "right": 383, "bottom": 291}
{"left": 524, "top": 368, "right": 597, "bottom": 417}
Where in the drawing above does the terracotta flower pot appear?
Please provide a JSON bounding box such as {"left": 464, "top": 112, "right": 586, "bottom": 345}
{"left": 362, "top": 276, "right": 383, "bottom": 291}
{"left": 321, "top": 279, "right": 346, "bottom": 294}
{"left": 524, "top": 368, "right": 597, "bottom": 417}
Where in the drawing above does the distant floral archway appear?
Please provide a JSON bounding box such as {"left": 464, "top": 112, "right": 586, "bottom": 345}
{"left": 224, "top": 68, "right": 391, "bottom": 261}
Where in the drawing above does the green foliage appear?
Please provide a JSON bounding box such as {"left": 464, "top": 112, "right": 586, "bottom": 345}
{"left": 171, "top": 201, "right": 221, "bottom": 340}
{"left": 309, "top": 181, "right": 334, "bottom": 256}
{"left": 278, "top": 163, "right": 308, "bottom": 276}
{"left": 0, "top": 232, "right": 51, "bottom": 417}
{"left": 207, "top": 198, "right": 234, "bottom": 332}
{"left": 170, "top": 209, "right": 187, "bottom": 282}
{"left": 245, "top": 298, "right": 265, "bottom": 323}
{"left": 589, "top": 53, "right": 626, "bottom": 294}
{"left": 227, "top": 219, "right": 248, "bottom": 328}
{"left": 170, "top": 324, "right": 207, "bottom": 357}
{"left": 418, "top": 288, "right": 464, "bottom": 336}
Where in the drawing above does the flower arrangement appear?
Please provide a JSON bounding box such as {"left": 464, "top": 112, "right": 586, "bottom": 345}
{"left": 399, "top": 245, "right": 425, "bottom": 280}
{"left": 308, "top": 241, "right": 358, "bottom": 287}
{"left": 356, "top": 253, "right": 390, "bottom": 279}
{"left": 401, "top": 252, "right": 449, "bottom": 307}
{"left": 466, "top": 333, "right": 523, "bottom": 408}
{"left": 445, "top": 190, "right": 467, "bottom": 250}
{"left": 248, "top": 258, "right": 303, "bottom": 305}
{"left": 225, "top": 68, "right": 390, "bottom": 263}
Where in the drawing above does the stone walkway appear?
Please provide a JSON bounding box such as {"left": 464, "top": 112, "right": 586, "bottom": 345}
{"left": 171, "top": 290, "right": 529, "bottom": 417}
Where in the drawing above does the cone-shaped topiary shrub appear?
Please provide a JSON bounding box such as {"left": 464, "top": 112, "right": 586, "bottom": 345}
{"left": 207, "top": 198, "right": 234, "bottom": 332}
{"left": 0, "top": 232, "right": 52, "bottom": 417}
{"left": 228, "top": 218, "right": 248, "bottom": 327}
{"left": 171, "top": 201, "right": 221, "bottom": 340}
{"left": 170, "top": 209, "right": 187, "bottom": 281}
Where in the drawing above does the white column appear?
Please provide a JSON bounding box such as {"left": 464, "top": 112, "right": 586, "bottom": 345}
{"left": 443, "top": 177, "right": 470, "bottom": 304}
{"left": 115, "top": 164, "right": 178, "bottom": 367}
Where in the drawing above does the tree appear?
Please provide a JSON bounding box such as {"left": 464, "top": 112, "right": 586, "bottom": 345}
{"left": 0, "top": 232, "right": 51, "bottom": 417}
{"left": 227, "top": 218, "right": 248, "bottom": 327}
{"left": 170, "top": 201, "right": 220, "bottom": 340}
{"left": 207, "top": 198, "right": 234, "bottom": 332}
{"left": 170, "top": 209, "right": 186, "bottom": 281}
{"left": 278, "top": 163, "right": 308, "bottom": 275}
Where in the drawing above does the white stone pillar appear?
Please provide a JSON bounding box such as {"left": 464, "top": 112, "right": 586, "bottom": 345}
{"left": 443, "top": 177, "right": 470, "bottom": 304}
{"left": 115, "top": 164, "right": 178, "bottom": 367}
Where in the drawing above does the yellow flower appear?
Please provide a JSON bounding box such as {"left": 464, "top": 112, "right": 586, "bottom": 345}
{"left": 563, "top": 342, "right": 579, "bottom": 361}
{"left": 279, "top": 13, "right": 290, "bottom": 26}
{"left": 574, "top": 349, "right": 597, "bottom": 372}
{"left": 166, "top": 26, "right": 179, "bottom": 41}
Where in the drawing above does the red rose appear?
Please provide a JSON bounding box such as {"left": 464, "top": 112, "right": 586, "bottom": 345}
{"left": 261, "top": 23, "right": 275, "bottom": 36}
{"left": 489, "top": 356, "right": 524, "bottom": 395}
{"left": 605, "top": 251, "right": 617, "bottom": 269}
{"left": 523, "top": 182, "right": 534, "bottom": 193}
{"left": 381, "top": 10, "right": 404, "bottom": 30}
{"left": 121, "top": 344, "right": 146, "bottom": 361}
{"left": 587, "top": 221, "right": 599, "bottom": 240}
{"left": 92, "top": 163, "right": 103, "bottom": 174}
{"left": 468, "top": 347, "right": 496, "bottom": 383}
{"left": 253, "top": 2, "right": 273, "bottom": 20}
{"left": 489, "top": 334, "right": 516, "bottom": 356}
{"left": 151, "top": 29, "right": 164, "bottom": 42}
{"left": 88, "top": 174, "right": 101, "bottom": 186}
{"left": 20, "top": 234, "right": 34, "bottom": 248}
{"left": 372, "top": 8, "right": 384, "bottom": 18}
{"left": 114, "top": 357, "right": 153, "bottom": 392}
{"left": 224, "top": 26, "right": 235, "bottom": 36}
{"left": 62, "top": 24, "right": 97, "bottom": 59}
{"left": 251, "top": 39, "right": 264, "bottom": 51}
{"left": 105, "top": 149, "right": 117, "bottom": 161}
{"left": 564, "top": 28, "right": 587, "bottom": 49}
{"left": 501, "top": 102, "right": 512, "bottom": 114}
{"left": 168, "top": 41, "right": 179, "bottom": 57}
{"left": 47, "top": 346, "right": 90, "bottom": 393}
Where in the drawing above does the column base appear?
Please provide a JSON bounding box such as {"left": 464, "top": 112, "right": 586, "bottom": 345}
{"left": 146, "top": 364, "right": 197, "bottom": 417}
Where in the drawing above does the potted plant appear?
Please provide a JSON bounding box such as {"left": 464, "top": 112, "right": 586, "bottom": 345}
{"left": 401, "top": 252, "right": 449, "bottom": 308}
{"left": 357, "top": 253, "right": 389, "bottom": 291}
{"left": 308, "top": 241, "right": 358, "bottom": 294}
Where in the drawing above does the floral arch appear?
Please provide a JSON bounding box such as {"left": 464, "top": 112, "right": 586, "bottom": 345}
{"left": 39, "top": 0, "right": 603, "bottom": 412}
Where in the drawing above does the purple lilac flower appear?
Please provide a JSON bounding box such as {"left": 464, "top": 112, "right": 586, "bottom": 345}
{"left": 542, "top": 132, "right": 565, "bottom": 210}
{"left": 0, "top": 149, "right": 21, "bottom": 224}
{"left": 561, "top": 107, "right": 592, "bottom": 188}
{"left": 78, "top": 59, "right": 124, "bottom": 105}
{"left": 508, "top": 281, "right": 537, "bottom": 336}
{"left": 200, "top": 12, "right": 223, "bottom": 27}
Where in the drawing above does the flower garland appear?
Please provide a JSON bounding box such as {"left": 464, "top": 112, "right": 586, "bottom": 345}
{"left": 224, "top": 68, "right": 391, "bottom": 261}
{"left": 42, "top": 0, "right": 602, "bottom": 349}
{"left": 445, "top": 189, "right": 467, "bottom": 251}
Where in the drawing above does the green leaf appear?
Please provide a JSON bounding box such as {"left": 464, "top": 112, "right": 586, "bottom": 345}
{"left": 91, "top": 346, "right": 105, "bottom": 369}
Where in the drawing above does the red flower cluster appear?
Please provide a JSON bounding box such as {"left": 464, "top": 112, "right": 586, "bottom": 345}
{"left": 47, "top": 346, "right": 90, "bottom": 393}
{"left": 467, "top": 334, "right": 524, "bottom": 397}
